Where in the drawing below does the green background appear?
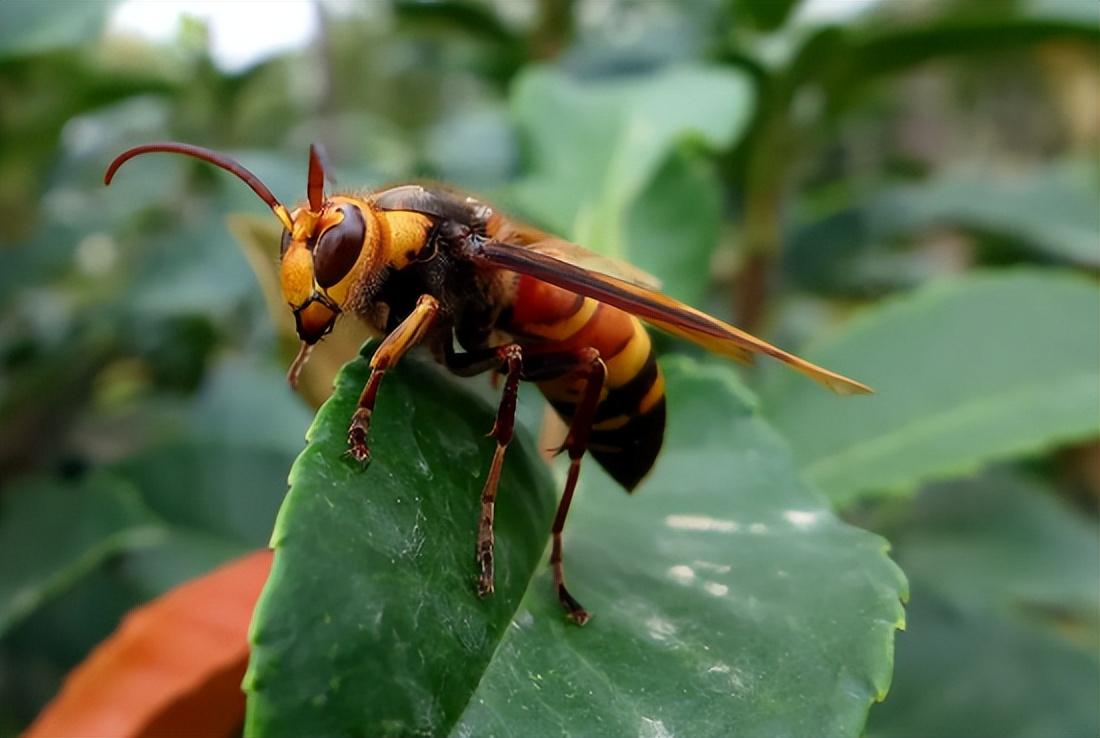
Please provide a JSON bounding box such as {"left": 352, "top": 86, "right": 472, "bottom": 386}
{"left": 0, "top": 1, "right": 1097, "bottom": 736}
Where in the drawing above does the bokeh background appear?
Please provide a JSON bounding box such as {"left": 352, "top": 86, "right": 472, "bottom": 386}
{"left": 1, "top": 1, "right": 1097, "bottom": 735}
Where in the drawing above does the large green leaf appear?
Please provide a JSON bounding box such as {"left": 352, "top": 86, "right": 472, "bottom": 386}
{"left": 865, "top": 472, "right": 1099, "bottom": 738}
{"left": 870, "top": 160, "right": 1100, "bottom": 267}
{"left": 0, "top": 0, "right": 115, "bottom": 58}
{"left": 868, "top": 592, "right": 1099, "bottom": 738}
{"left": 0, "top": 474, "right": 162, "bottom": 637}
{"left": 244, "top": 347, "right": 557, "bottom": 736}
{"left": 622, "top": 148, "right": 724, "bottom": 304}
{"left": 454, "top": 357, "right": 906, "bottom": 737}
{"left": 885, "top": 473, "right": 1099, "bottom": 624}
{"left": 737, "top": 0, "right": 804, "bottom": 31}
{"left": 245, "top": 350, "right": 906, "bottom": 736}
{"left": 761, "top": 270, "right": 1100, "bottom": 505}
{"left": 509, "top": 64, "right": 752, "bottom": 289}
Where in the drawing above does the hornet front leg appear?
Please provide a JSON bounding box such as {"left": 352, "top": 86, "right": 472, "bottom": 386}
{"left": 347, "top": 294, "right": 441, "bottom": 463}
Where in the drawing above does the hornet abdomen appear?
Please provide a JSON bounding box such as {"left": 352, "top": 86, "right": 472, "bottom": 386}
{"left": 505, "top": 273, "right": 666, "bottom": 491}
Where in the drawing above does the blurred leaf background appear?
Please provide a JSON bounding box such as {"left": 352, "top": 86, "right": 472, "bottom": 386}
{"left": 0, "top": 0, "right": 1097, "bottom": 736}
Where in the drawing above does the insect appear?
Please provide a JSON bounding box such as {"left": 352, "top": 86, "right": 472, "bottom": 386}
{"left": 105, "top": 142, "right": 871, "bottom": 625}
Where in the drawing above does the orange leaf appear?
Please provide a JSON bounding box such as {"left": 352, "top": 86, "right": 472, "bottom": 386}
{"left": 24, "top": 550, "right": 273, "bottom": 738}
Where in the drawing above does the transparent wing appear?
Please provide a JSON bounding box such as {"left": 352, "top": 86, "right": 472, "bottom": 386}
{"left": 522, "top": 239, "right": 664, "bottom": 291}
{"left": 476, "top": 240, "right": 872, "bottom": 395}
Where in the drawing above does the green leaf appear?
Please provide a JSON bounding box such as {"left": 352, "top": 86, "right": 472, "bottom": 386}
{"left": 836, "top": 18, "right": 1100, "bottom": 98}
{"left": 112, "top": 442, "right": 291, "bottom": 554}
{"left": 737, "top": 0, "right": 804, "bottom": 31}
{"left": 0, "top": 474, "right": 163, "bottom": 637}
{"left": 510, "top": 65, "right": 752, "bottom": 272}
{"left": 867, "top": 592, "right": 1099, "bottom": 738}
{"left": 245, "top": 350, "right": 907, "bottom": 736}
{"left": 886, "top": 473, "right": 1099, "bottom": 623}
{"left": 761, "top": 271, "right": 1100, "bottom": 505}
{"left": 454, "top": 357, "right": 906, "bottom": 737}
{"left": 865, "top": 472, "right": 1099, "bottom": 738}
{"left": 184, "top": 358, "right": 314, "bottom": 458}
{"left": 0, "top": 0, "right": 115, "bottom": 58}
{"left": 244, "top": 348, "right": 557, "bottom": 736}
{"left": 871, "top": 160, "right": 1100, "bottom": 267}
{"left": 623, "top": 147, "right": 724, "bottom": 304}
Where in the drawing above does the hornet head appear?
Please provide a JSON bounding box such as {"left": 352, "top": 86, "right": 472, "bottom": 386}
{"left": 105, "top": 142, "right": 382, "bottom": 387}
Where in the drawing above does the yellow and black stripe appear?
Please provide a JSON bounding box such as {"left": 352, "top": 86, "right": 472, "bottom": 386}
{"left": 507, "top": 275, "right": 666, "bottom": 491}
{"left": 549, "top": 352, "right": 665, "bottom": 491}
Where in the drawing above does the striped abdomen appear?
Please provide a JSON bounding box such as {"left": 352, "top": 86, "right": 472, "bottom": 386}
{"left": 505, "top": 274, "right": 666, "bottom": 491}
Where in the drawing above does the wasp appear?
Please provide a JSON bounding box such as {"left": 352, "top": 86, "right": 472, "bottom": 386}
{"left": 105, "top": 142, "right": 870, "bottom": 624}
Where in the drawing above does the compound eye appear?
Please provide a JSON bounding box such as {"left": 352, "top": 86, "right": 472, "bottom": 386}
{"left": 313, "top": 205, "right": 366, "bottom": 288}
{"left": 279, "top": 228, "right": 292, "bottom": 258}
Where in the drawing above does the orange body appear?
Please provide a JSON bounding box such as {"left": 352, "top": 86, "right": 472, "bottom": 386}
{"left": 504, "top": 275, "right": 665, "bottom": 489}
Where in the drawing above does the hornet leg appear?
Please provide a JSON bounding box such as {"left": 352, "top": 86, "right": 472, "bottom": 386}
{"left": 474, "top": 344, "right": 523, "bottom": 597}
{"left": 542, "top": 348, "right": 605, "bottom": 625}
{"left": 347, "top": 294, "right": 440, "bottom": 463}
{"left": 442, "top": 340, "right": 528, "bottom": 597}
{"left": 444, "top": 341, "right": 606, "bottom": 622}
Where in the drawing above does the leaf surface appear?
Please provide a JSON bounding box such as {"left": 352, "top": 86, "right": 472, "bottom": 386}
{"left": 761, "top": 271, "right": 1100, "bottom": 505}
{"left": 0, "top": 475, "right": 162, "bottom": 638}
{"left": 866, "top": 472, "right": 1100, "bottom": 738}
{"left": 246, "top": 350, "right": 907, "bottom": 737}
{"left": 870, "top": 161, "right": 1100, "bottom": 267}
{"left": 245, "top": 349, "right": 558, "bottom": 736}
{"left": 453, "top": 357, "right": 907, "bottom": 737}
{"left": 509, "top": 65, "right": 752, "bottom": 303}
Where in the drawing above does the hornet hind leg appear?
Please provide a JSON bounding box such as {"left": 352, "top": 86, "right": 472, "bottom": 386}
{"left": 537, "top": 347, "right": 605, "bottom": 626}
{"left": 443, "top": 342, "right": 607, "bottom": 625}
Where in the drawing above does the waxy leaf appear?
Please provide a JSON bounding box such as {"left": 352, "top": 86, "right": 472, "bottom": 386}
{"left": 870, "top": 160, "right": 1100, "bottom": 267}
{"left": 509, "top": 65, "right": 752, "bottom": 303}
{"left": 454, "top": 357, "right": 907, "bottom": 737}
{"left": 866, "top": 473, "right": 1100, "bottom": 738}
{"left": 761, "top": 271, "right": 1100, "bottom": 505}
{"left": 244, "top": 347, "right": 557, "bottom": 736}
{"left": 245, "top": 349, "right": 907, "bottom": 736}
{"left": 0, "top": 475, "right": 162, "bottom": 638}
{"left": 0, "top": 0, "right": 113, "bottom": 58}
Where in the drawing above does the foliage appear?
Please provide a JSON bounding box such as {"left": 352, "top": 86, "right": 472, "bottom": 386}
{"left": 866, "top": 472, "right": 1099, "bottom": 737}
{"left": 0, "top": 0, "right": 1097, "bottom": 736}
{"left": 246, "top": 352, "right": 904, "bottom": 737}
{"left": 761, "top": 270, "right": 1100, "bottom": 505}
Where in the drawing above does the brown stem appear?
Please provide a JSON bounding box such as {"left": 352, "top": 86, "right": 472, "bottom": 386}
{"left": 530, "top": 0, "right": 574, "bottom": 60}
{"left": 734, "top": 175, "right": 783, "bottom": 331}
